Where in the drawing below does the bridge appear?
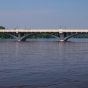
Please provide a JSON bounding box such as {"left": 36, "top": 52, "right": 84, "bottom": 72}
{"left": 0, "top": 29, "right": 88, "bottom": 41}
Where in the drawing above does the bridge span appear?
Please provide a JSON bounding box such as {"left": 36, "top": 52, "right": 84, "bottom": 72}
{"left": 0, "top": 29, "right": 88, "bottom": 41}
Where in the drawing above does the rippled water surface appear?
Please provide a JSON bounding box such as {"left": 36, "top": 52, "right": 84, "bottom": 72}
{"left": 0, "top": 39, "right": 88, "bottom": 88}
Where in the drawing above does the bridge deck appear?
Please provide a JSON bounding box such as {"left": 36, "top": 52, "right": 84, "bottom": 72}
{"left": 0, "top": 29, "right": 88, "bottom": 33}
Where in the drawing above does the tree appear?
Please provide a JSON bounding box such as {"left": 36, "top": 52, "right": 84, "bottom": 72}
{"left": 0, "top": 26, "right": 5, "bottom": 29}
{"left": 0, "top": 26, "right": 6, "bottom": 38}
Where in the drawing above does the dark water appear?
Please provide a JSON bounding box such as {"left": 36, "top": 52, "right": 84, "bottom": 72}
{"left": 0, "top": 39, "right": 88, "bottom": 88}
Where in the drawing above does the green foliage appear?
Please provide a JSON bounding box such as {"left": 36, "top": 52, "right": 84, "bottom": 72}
{"left": 29, "top": 33, "right": 54, "bottom": 38}
{"left": 0, "top": 26, "right": 5, "bottom": 29}
{"left": 74, "top": 34, "right": 88, "bottom": 38}
{"left": 0, "top": 34, "right": 13, "bottom": 39}
{"left": 0, "top": 26, "right": 12, "bottom": 39}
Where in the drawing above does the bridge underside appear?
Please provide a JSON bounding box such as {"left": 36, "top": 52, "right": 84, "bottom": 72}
{"left": 0, "top": 32, "right": 87, "bottom": 41}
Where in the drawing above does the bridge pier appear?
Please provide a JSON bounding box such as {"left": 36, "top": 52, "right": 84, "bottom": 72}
{"left": 17, "top": 33, "right": 21, "bottom": 41}
{"left": 59, "top": 33, "right": 64, "bottom": 41}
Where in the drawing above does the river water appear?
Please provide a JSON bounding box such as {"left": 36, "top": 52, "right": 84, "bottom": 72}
{"left": 0, "top": 38, "right": 88, "bottom": 88}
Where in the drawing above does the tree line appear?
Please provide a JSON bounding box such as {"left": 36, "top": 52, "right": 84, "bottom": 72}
{"left": 0, "top": 26, "right": 12, "bottom": 38}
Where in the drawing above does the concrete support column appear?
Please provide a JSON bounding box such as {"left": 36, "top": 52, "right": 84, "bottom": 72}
{"left": 17, "top": 33, "right": 21, "bottom": 41}
{"left": 59, "top": 32, "right": 64, "bottom": 41}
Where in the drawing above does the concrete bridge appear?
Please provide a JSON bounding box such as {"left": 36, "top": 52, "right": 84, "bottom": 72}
{"left": 0, "top": 29, "right": 88, "bottom": 41}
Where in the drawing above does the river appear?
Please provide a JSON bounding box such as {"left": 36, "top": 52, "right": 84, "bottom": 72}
{"left": 0, "top": 38, "right": 88, "bottom": 88}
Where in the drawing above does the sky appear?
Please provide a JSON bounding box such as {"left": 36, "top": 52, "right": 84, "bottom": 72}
{"left": 0, "top": 0, "right": 88, "bottom": 29}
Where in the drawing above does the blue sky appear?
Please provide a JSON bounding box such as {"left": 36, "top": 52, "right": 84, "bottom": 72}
{"left": 0, "top": 0, "right": 88, "bottom": 29}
